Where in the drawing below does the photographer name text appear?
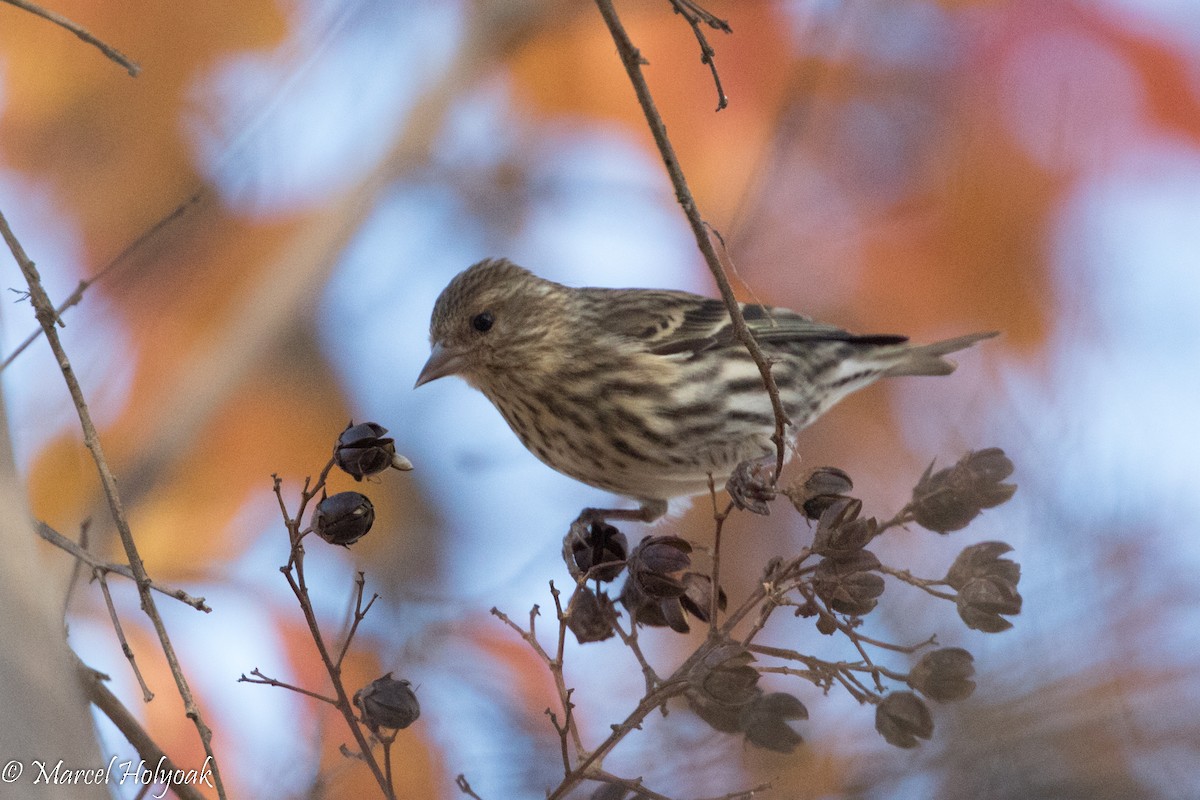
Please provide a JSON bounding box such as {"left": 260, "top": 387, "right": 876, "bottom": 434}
{"left": 2, "top": 755, "right": 214, "bottom": 798}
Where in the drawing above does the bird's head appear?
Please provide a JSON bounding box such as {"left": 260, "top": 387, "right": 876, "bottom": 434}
{"left": 415, "top": 258, "right": 567, "bottom": 389}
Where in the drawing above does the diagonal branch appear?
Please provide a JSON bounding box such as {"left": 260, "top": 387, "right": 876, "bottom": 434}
{"left": 667, "top": 0, "right": 732, "bottom": 111}
{"left": 96, "top": 569, "right": 154, "bottom": 702}
{"left": 0, "top": 209, "right": 226, "bottom": 798}
{"left": 36, "top": 520, "right": 211, "bottom": 612}
{"left": 593, "top": 0, "right": 792, "bottom": 479}
{"left": 1, "top": 0, "right": 139, "bottom": 76}
{"left": 1, "top": 190, "right": 206, "bottom": 372}
{"left": 79, "top": 660, "right": 209, "bottom": 800}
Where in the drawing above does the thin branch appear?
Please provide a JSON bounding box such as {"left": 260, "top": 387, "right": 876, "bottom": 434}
{"left": 238, "top": 668, "right": 338, "bottom": 705}
{"left": 593, "top": 0, "right": 792, "bottom": 479}
{"left": 874, "top": 506, "right": 915, "bottom": 536}
{"left": 456, "top": 774, "right": 485, "bottom": 799}
{"left": 696, "top": 783, "right": 774, "bottom": 800}
{"left": 610, "top": 611, "right": 661, "bottom": 694}
{"left": 591, "top": 770, "right": 674, "bottom": 800}
{"left": 549, "top": 584, "right": 586, "bottom": 756}
{"left": 96, "top": 569, "right": 154, "bottom": 702}
{"left": 279, "top": 547, "right": 393, "bottom": 798}
{"left": 381, "top": 735, "right": 396, "bottom": 799}
{"left": 79, "top": 661, "right": 210, "bottom": 800}
{"left": 849, "top": 628, "right": 938, "bottom": 655}
{"left": 2, "top": 190, "right": 206, "bottom": 372}
{"left": 546, "top": 679, "right": 687, "bottom": 800}
{"left": 0, "top": 208, "right": 226, "bottom": 798}
{"left": 878, "top": 564, "right": 957, "bottom": 601}
{"left": 546, "top": 689, "right": 575, "bottom": 778}
{"left": 36, "top": 520, "right": 211, "bottom": 612}
{"left": 60, "top": 519, "right": 90, "bottom": 619}
{"left": 706, "top": 478, "right": 733, "bottom": 637}
{"left": 592, "top": 770, "right": 770, "bottom": 800}
{"left": 492, "top": 587, "right": 586, "bottom": 762}
{"left": 335, "top": 572, "right": 379, "bottom": 670}
{"left": 1, "top": 0, "right": 139, "bottom": 75}
{"left": 667, "top": 0, "right": 732, "bottom": 111}
{"left": 263, "top": 462, "right": 393, "bottom": 799}
{"left": 795, "top": 584, "right": 887, "bottom": 692}
{"left": 748, "top": 643, "right": 909, "bottom": 686}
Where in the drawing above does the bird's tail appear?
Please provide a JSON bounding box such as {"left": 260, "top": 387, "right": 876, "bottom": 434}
{"left": 883, "top": 331, "right": 999, "bottom": 377}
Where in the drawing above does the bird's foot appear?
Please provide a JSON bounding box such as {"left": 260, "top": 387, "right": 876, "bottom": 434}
{"left": 563, "top": 502, "right": 661, "bottom": 583}
{"left": 574, "top": 499, "right": 668, "bottom": 527}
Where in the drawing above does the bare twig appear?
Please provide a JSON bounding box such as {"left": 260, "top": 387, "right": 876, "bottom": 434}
{"left": 79, "top": 661, "right": 210, "bottom": 800}
{"left": 667, "top": 0, "right": 732, "bottom": 111}
{"left": 723, "top": 552, "right": 813, "bottom": 640}
{"left": 592, "top": 770, "right": 771, "bottom": 800}
{"left": 1, "top": 0, "right": 139, "bottom": 75}
{"left": 456, "top": 774, "right": 485, "bottom": 799}
{"left": 706, "top": 478, "right": 733, "bottom": 636}
{"left": 238, "top": 668, "right": 338, "bottom": 705}
{"left": 749, "top": 643, "right": 909, "bottom": 687}
{"left": 878, "top": 564, "right": 956, "bottom": 601}
{"left": 381, "top": 734, "right": 396, "bottom": 798}
{"left": 875, "top": 506, "right": 915, "bottom": 536}
{"left": 697, "top": 783, "right": 774, "bottom": 800}
{"left": 335, "top": 572, "right": 379, "bottom": 670}
{"left": 609, "top": 611, "right": 661, "bottom": 694}
{"left": 36, "top": 520, "right": 211, "bottom": 612}
{"left": 0, "top": 209, "right": 226, "bottom": 798}
{"left": 96, "top": 569, "right": 154, "bottom": 702}
{"left": 268, "top": 463, "right": 394, "bottom": 799}
{"left": 496, "top": 586, "right": 739, "bottom": 800}
{"left": 592, "top": 770, "right": 675, "bottom": 800}
{"left": 545, "top": 678, "right": 687, "bottom": 800}
{"left": 2, "top": 190, "right": 206, "bottom": 372}
{"left": 60, "top": 519, "right": 90, "bottom": 619}
{"left": 549, "top": 585, "right": 586, "bottom": 757}
{"left": 593, "top": 0, "right": 792, "bottom": 479}
{"left": 491, "top": 585, "right": 586, "bottom": 762}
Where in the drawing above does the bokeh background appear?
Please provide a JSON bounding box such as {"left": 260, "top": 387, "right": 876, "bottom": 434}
{"left": 2, "top": 0, "right": 1199, "bottom": 797}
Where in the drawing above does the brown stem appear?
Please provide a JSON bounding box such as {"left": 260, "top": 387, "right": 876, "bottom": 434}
{"left": 609, "top": 612, "right": 660, "bottom": 693}
{"left": 1, "top": 0, "right": 140, "bottom": 75}
{"left": 455, "top": 774, "right": 485, "bottom": 799}
{"left": 238, "top": 668, "right": 337, "bottom": 705}
{"left": 878, "top": 564, "right": 957, "bottom": 601}
{"left": 1, "top": 190, "right": 206, "bottom": 373}
{"left": 37, "top": 520, "right": 211, "bottom": 612}
{"left": 492, "top": 587, "right": 586, "bottom": 764}
{"left": 264, "top": 460, "right": 392, "bottom": 798}
{"left": 79, "top": 661, "right": 210, "bottom": 800}
{"left": 707, "top": 479, "right": 733, "bottom": 637}
{"left": 282, "top": 539, "right": 393, "bottom": 798}
{"left": 666, "top": 0, "right": 732, "bottom": 111}
{"left": 0, "top": 208, "right": 227, "bottom": 798}
{"left": 96, "top": 570, "right": 154, "bottom": 702}
{"left": 335, "top": 572, "right": 379, "bottom": 670}
{"left": 593, "top": 0, "right": 792, "bottom": 478}
{"left": 545, "top": 680, "right": 687, "bottom": 800}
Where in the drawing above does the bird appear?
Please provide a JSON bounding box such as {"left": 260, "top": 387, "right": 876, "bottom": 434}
{"left": 416, "top": 258, "right": 995, "bottom": 524}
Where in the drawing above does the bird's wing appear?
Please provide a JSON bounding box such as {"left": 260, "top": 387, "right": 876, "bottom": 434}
{"left": 588, "top": 288, "right": 905, "bottom": 358}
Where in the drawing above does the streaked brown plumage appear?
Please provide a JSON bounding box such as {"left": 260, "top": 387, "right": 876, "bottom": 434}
{"left": 416, "top": 258, "right": 995, "bottom": 522}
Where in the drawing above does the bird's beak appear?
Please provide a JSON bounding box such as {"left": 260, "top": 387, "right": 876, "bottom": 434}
{"left": 414, "top": 342, "right": 464, "bottom": 388}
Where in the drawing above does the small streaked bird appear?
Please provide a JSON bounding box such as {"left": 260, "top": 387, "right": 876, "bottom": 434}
{"left": 416, "top": 258, "right": 995, "bottom": 523}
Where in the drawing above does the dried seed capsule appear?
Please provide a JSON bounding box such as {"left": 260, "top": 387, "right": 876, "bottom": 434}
{"left": 335, "top": 421, "right": 412, "bottom": 480}
{"left": 313, "top": 492, "right": 375, "bottom": 546}
{"left": 875, "top": 691, "right": 933, "bottom": 749}
{"left": 354, "top": 673, "right": 420, "bottom": 732}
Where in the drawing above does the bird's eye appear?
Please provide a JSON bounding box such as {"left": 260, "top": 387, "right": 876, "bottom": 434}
{"left": 472, "top": 311, "right": 494, "bottom": 333}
